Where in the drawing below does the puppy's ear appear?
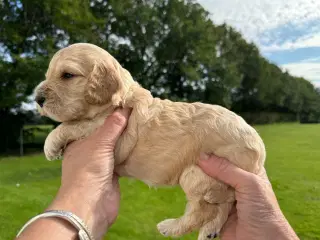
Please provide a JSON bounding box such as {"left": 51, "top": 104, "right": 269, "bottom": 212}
{"left": 85, "top": 59, "right": 120, "bottom": 105}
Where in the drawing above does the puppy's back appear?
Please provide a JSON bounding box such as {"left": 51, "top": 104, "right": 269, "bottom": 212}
{"left": 117, "top": 99, "right": 265, "bottom": 185}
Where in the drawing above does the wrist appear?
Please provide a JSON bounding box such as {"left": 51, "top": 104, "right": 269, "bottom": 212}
{"left": 47, "top": 186, "right": 110, "bottom": 240}
{"left": 268, "top": 214, "right": 299, "bottom": 240}
{"left": 16, "top": 216, "right": 79, "bottom": 240}
{"left": 277, "top": 219, "right": 299, "bottom": 240}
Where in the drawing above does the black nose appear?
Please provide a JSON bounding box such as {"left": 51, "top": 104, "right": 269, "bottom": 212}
{"left": 35, "top": 95, "right": 46, "bottom": 107}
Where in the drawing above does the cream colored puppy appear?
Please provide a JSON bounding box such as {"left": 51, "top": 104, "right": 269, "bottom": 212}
{"left": 34, "top": 43, "right": 266, "bottom": 240}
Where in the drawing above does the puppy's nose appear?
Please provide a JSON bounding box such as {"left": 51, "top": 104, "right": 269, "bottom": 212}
{"left": 35, "top": 95, "right": 46, "bottom": 107}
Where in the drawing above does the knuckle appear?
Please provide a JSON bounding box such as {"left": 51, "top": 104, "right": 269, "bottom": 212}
{"left": 246, "top": 174, "right": 264, "bottom": 189}
{"left": 217, "top": 158, "right": 230, "bottom": 174}
{"left": 110, "top": 112, "right": 127, "bottom": 126}
{"left": 213, "top": 157, "right": 232, "bottom": 180}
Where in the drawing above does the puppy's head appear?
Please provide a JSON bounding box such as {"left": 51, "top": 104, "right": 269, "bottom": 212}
{"left": 34, "top": 43, "right": 133, "bottom": 122}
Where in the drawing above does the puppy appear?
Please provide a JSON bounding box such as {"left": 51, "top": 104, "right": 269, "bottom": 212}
{"left": 34, "top": 43, "right": 266, "bottom": 240}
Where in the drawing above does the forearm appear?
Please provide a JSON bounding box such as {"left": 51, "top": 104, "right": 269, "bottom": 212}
{"left": 15, "top": 198, "right": 89, "bottom": 240}
{"left": 16, "top": 109, "right": 128, "bottom": 240}
{"left": 16, "top": 187, "right": 110, "bottom": 240}
{"left": 276, "top": 217, "right": 299, "bottom": 240}
{"left": 264, "top": 213, "right": 299, "bottom": 240}
{"left": 256, "top": 203, "right": 300, "bottom": 240}
{"left": 16, "top": 217, "right": 78, "bottom": 240}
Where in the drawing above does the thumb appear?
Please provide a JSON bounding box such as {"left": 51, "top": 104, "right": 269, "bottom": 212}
{"left": 198, "top": 153, "right": 253, "bottom": 189}
{"left": 96, "top": 108, "right": 131, "bottom": 146}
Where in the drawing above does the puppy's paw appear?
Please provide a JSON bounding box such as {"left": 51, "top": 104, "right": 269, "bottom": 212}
{"left": 43, "top": 130, "right": 65, "bottom": 161}
{"left": 44, "top": 145, "right": 64, "bottom": 161}
{"left": 205, "top": 232, "right": 219, "bottom": 239}
{"left": 157, "top": 218, "right": 180, "bottom": 237}
{"left": 198, "top": 220, "right": 221, "bottom": 240}
{"left": 198, "top": 229, "right": 220, "bottom": 240}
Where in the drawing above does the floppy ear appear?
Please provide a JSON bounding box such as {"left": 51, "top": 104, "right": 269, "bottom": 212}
{"left": 85, "top": 59, "right": 120, "bottom": 105}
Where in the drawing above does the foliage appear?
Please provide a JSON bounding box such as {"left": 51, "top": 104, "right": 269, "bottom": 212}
{"left": 1, "top": 0, "right": 320, "bottom": 153}
{"left": 1, "top": 123, "right": 320, "bottom": 240}
{"left": 240, "top": 112, "right": 297, "bottom": 125}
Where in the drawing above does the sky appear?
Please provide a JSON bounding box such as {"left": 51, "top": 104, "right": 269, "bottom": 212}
{"left": 198, "top": 0, "right": 320, "bottom": 87}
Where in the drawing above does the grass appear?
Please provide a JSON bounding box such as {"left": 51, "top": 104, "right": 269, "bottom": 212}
{"left": 0, "top": 123, "right": 320, "bottom": 240}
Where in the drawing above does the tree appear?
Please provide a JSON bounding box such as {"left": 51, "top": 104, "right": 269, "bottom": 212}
{"left": 0, "top": 0, "right": 102, "bottom": 152}
{"left": 1, "top": 0, "right": 320, "bottom": 153}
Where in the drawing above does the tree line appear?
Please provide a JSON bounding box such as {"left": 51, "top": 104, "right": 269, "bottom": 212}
{"left": 1, "top": 0, "right": 320, "bottom": 153}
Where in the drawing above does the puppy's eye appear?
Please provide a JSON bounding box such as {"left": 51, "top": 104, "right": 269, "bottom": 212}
{"left": 61, "top": 72, "right": 74, "bottom": 79}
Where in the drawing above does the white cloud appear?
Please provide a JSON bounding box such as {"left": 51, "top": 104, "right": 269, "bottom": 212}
{"left": 198, "top": 0, "right": 320, "bottom": 85}
{"left": 198, "top": 0, "right": 320, "bottom": 51}
{"left": 281, "top": 62, "right": 320, "bottom": 82}
{"left": 300, "top": 56, "right": 320, "bottom": 63}
{"left": 312, "top": 81, "right": 320, "bottom": 88}
{"left": 261, "top": 33, "right": 320, "bottom": 52}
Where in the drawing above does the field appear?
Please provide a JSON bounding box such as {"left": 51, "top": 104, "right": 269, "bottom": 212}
{"left": 0, "top": 123, "right": 320, "bottom": 240}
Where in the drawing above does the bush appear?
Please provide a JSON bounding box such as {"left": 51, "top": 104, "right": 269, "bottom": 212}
{"left": 0, "top": 111, "right": 25, "bottom": 153}
{"left": 299, "top": 112, "right": 320, "bottom": 124}
{"left": 0, "top": 109, "right": 50, "bottom": 155}
{"left": 239, "top": 112, "right": 297, "bottom": 125}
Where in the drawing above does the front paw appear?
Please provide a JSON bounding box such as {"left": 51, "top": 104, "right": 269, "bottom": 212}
{"left": 44, "top": 133, "right": 65, "bottom": 161}
{"left": 44, "top": 145, "right": 63, "bottom": 161}
{"left": 157, "top": 218, "right": 179, "bottom": 237}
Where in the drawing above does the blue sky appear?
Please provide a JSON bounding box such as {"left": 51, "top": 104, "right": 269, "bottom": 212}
{"left": 198, "top": 0, "right": 320, "bottom": 87}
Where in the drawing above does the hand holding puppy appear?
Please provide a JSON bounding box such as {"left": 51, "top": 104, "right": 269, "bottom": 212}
{"left": 198, "top": 154, "right": 299, "bottom": 240}
{"left": 49, "top": 108, "right": 131, "bottom": 239}
{"left": 17, "top": 108, "right": 131, "bottom": 240}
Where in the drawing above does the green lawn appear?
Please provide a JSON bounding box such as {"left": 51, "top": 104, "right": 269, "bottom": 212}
{"left": 0, "top": 123, "right": 319, "bottom": 240}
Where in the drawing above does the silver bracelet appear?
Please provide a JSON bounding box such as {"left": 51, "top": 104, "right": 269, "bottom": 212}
{"left": 16, "top": 210, "right": 95, "bottom": 240}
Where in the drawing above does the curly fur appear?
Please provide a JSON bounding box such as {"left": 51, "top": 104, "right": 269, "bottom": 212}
{"left": 35, "top": 43, "right": 266, "bottom": 240}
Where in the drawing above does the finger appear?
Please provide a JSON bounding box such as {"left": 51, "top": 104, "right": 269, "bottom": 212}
{"left": 220, "top": 204, "right": 237, "bottom": 238}
{"left": 257, "top": 167, "right": 273, "bottom": 188}
{"left": 97, "top": 108, "right": 131, "bottom": 145}
{"left": 198, "top": 153, "right": 253, "bottom": 189}
{"left": 111, "top": 174, "right": 121, "bottom": 198}
{"left": 112, "top": 174, "right": 120, "bottom": 188}
{"left": 258, "top": 167, "right": 269, "bottom": 180}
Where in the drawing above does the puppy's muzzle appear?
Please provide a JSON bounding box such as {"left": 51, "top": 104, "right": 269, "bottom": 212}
{"left": 35, "top": 94, "right": 46, "bottom": 108}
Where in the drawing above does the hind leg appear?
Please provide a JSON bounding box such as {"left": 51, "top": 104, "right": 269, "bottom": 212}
{"left": 157, "top": 199, "right": 218, "bottom": 237}
{"left": 157, "top": 165, "right": 234, "bottom": 237}
{"left": 180, "top": 165, "right": 235, "bottom": 204}
{"left": 204, "top": 188, "right": 235, "bottom": 204}
{"left": 197, "top": 202, "right": 233, "bottom": 240}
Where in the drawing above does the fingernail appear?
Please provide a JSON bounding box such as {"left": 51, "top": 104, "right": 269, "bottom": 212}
{"left": 119, "top": 107, "right": 131, "bottom": 117}
{"left": 112, "top": 108, "right": 127, "bottom": 119}
{"left": 200, "top": 152, "right": 209, "bottom": 161}
{"left": 117, "top": 107, "right": 125, "bottom": 114}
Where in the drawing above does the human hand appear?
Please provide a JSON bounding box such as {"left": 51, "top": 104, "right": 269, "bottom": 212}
{"left": 198, "top": 154, "right": 299, "bottom": 240}
{"left": 47, "top": 108, "right": 131, "bottom": 240}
